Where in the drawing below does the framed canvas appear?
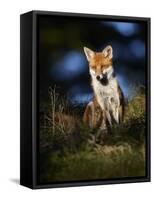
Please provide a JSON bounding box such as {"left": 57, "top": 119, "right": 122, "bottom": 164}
{"left": 20, "top": 10, "right": 151, "bottom": 189}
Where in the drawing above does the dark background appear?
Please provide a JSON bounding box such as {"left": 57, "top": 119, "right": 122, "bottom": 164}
{"left": 38, "top": 15, "right": 147, "bottom": 106}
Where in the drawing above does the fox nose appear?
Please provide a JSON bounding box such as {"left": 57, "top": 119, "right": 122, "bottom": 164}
{"left": 96, "top": 75, "right": 100, "bottom": 80}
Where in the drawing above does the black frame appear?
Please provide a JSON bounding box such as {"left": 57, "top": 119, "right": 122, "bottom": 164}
{"left": 20, "top": 10, "right": 151, "bottom": 189}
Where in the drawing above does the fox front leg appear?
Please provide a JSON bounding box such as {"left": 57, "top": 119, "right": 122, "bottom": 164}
{"left": 105, "top": 111, "right": 112, "bottom": 126}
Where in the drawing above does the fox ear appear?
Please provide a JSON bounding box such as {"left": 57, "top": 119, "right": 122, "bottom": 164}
{"left": 102, "top": 45, "right": 113, "bottom": 59}
{"left": 83, "top": 47, "right": 94, "bottom": 61}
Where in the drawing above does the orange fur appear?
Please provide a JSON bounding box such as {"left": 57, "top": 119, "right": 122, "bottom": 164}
{"left": 89, "top": 53, "right": 112, "bottom": 69}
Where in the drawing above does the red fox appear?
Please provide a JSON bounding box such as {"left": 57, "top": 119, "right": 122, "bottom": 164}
{"left": 83, "top": 45, "right": 124, "bottom": 131}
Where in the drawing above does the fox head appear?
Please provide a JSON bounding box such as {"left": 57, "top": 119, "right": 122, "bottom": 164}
{"left": 84, "top": 45, "right": 114, "bottom": 85}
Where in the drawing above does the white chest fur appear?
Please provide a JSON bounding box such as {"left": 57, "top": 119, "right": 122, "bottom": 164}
{"left": 92, "top": 76, "right": 120, "bottom": 124}
{"left": 89, "top": 66, "right": 121, "bottom": 124}
{"left": 93, "top": 77, "right": 119, "bottom": 108}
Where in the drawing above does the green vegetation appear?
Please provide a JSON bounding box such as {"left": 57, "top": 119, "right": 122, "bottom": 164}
{"left": 39, "top": 86, "right": 146, "bottom": 184}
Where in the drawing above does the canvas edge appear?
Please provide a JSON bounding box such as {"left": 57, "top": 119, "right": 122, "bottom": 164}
{"left": 20, "top": 11, "right": 33, "bottom": 188}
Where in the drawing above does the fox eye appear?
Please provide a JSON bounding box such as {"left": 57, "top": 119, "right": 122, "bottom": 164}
{"left": 90, "top": 65, "right": 95, "bottom": 69}
{"left": 101, "top": 65, "right": 108, "bottom": 70}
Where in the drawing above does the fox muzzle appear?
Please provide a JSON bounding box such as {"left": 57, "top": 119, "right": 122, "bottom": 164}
{"left": 96, "top": 73, "right": 108, "bottom": 85}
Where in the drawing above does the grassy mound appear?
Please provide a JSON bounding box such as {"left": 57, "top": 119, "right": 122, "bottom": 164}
{"left": 39, "top": 86, "right": 146, "bottom": 184}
